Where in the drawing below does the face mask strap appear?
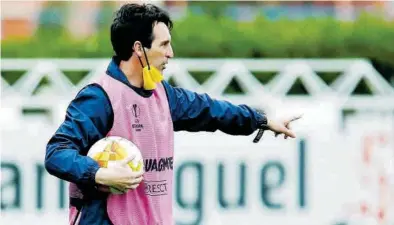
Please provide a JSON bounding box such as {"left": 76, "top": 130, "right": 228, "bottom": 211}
{"left": 137, "top": 55, "right": 144, "bottom": 68}
{"left": 142, "top": 45, "right": 151, "bottom": 70}
{"left": 136, "top": 43, "right": 151, "bottom": 70}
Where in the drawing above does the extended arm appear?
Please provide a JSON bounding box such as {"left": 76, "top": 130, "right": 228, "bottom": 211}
{"left": 162, "top": 81, "right": 267, "bottom": 135}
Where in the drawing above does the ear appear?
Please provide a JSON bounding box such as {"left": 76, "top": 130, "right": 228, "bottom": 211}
{"left": 133, "top": 41, "right": 143, "bottom": 57}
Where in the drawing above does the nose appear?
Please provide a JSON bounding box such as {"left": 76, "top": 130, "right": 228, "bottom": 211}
{"left": 166, "top": 45, "right": 174, "bottom": 59}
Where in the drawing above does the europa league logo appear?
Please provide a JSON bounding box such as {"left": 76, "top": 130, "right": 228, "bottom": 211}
{"left": 131, "top": 104, "right": 140, "bottom": 118}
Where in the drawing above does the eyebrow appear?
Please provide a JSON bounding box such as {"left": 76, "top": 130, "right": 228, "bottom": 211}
{"left": 160, "top": 39, "right": 170, "bottom": 45}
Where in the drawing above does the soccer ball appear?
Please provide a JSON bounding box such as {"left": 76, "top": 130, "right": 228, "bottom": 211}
{"left": 87, "top": 136, "right": 144, "bottom": 194}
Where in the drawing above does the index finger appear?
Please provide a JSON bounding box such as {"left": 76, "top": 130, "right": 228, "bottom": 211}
{"left": 287, "top": 114, "right": 303, "bottom": 124}
{"left": 291, "top": 114, "right": 303, "bottom": 121}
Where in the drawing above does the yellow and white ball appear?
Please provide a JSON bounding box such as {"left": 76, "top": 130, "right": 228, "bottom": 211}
{"left": 87, "top": 136, "right": 143, "bottom": 194}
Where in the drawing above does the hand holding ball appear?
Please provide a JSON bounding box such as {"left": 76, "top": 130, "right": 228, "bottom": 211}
{"left": 88, "top": 136, "right": 144, "bottom": 194}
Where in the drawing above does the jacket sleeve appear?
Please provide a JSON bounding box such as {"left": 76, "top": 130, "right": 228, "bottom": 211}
{"left": 45, "top": 83, "right": 113, "bottom": 186}
{"left": 162, "top": 81, "right": 266, "bottom": 135}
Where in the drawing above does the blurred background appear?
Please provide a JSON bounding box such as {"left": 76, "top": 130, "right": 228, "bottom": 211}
{"left": 1, "top": 1, "right": 394, "bottom": 225}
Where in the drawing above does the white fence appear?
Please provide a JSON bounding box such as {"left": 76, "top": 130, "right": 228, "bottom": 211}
{"left": 1, "top": 58, "right": 394, "bottom": 128}
{"left": 1, "top": 58, "right": 394, "bottom": 225}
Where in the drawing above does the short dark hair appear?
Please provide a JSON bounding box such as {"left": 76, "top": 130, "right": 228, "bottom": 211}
{"left": 110, "top": 3, "right": 173, "bottom": 61}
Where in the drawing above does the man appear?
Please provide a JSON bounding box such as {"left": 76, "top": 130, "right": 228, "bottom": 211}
{"left": 45, "top": 3, "right": 301, "bottom": 225}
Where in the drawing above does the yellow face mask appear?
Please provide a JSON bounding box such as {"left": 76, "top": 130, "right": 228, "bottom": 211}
{"left": 138, "top": 45, "right": 164, "bottom": 90}
{"left": 142, "top": 65, "right": 164, "bottom": 90}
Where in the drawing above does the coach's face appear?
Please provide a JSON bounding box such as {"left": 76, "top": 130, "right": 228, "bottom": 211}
{"left": 144, "top": 22, "right": 174, "bottom": 72}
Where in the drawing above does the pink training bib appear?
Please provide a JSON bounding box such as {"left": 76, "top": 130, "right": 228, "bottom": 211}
{"left": 96, "top": 75, "right": 174, "bottom": 225}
